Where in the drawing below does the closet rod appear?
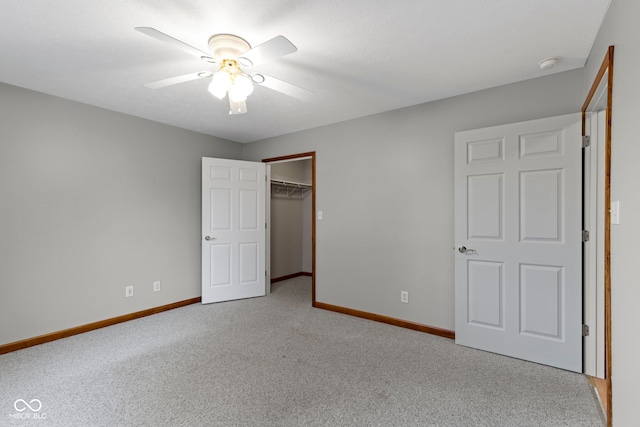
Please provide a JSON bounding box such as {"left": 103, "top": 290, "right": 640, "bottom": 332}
{"left": 270, "top": 179, "right": 312, "bottom": 189}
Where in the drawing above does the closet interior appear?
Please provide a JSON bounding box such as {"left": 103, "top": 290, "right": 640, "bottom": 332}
{"left": 269, "top": 159, "right": 313, "bottom": 281}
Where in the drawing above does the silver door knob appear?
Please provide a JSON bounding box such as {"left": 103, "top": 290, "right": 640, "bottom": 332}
{"left": 204, "top": 236, "right": 216, "bottom": 241}
{"left": 458, "top": 246, "right": 475, "bottom": 254}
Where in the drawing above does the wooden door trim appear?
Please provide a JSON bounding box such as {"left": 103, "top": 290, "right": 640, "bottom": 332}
{"left": 263, "top": 152, "right": 317, "bottom": 304}
{"left": 581, "top": 45, "right": 614, "bottom": 427}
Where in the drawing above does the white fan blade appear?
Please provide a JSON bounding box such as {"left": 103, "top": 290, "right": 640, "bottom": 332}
{"left": 135, "top": 27, "right": 214, "bottom": 62}
{"left": 144, "top": 72, "right": 211, "bottom": 89}
{"left": 239, "top": 35, "right": 297, "bottom": 67}
{"left": 255, "top": 74, "right": 314, "bottom": 102}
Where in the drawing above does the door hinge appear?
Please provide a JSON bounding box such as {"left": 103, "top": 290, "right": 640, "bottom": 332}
{"left": 582, "top": 324, "right": 590, "bottom": 337}
{"left": 582, "top": 135, "right": 591, "bottom": 148}
{"left": 582, "top": 230, "right": 590, "bottom": 242}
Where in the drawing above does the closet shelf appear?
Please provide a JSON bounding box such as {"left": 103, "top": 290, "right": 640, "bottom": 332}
{"left": 271, "top": 179, "right": 312, "bottom": 198}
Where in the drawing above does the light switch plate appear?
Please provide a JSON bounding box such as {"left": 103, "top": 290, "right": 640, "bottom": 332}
{"left": 611, "top": 200, "right": 620, "bottom": 224}
{"left": 317, "top": 211, "right": 323, "bottom": 220}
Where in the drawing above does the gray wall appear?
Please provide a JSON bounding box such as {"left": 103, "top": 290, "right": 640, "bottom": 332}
{"left": 270, "top": 160, "right": 310, "bottom": 183}
{"left": 270, "top": 197, "right": 304, "bottom": 278}
{"left": 583, "top": 0, "right": 640, "bottom": 424}
{"left": 244, "top": 69, "right": 584, "bottom": 330}
{"left": 0, "top": 83, "right": 242, "bottom": 346}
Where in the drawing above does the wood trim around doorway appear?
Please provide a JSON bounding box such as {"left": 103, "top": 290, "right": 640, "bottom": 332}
{"left": 581, "top": 45, "right": 614, "bottom": 427}
{"left": 263, "top": 152, "right": 317, "bottom": 305}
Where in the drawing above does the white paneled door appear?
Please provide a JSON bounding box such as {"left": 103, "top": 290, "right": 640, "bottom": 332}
{"left": 202, "top": 158, "right": 266, "bottom": 304}
{"left": 454, "top": 114, "right": 582, "bottom": 372}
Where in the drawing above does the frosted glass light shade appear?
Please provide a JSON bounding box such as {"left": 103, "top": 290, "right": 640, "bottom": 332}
{"left": 208, "top": 71, "right": 232, "bottom": 99}
{"left": 228, "top": 86, "right": 247, "bottom": 102}
{"left": 229, "top": 74, "right": 254, "bottom": 101}
{"left": 233, "top": 74, "right": 253, "bottom": 97}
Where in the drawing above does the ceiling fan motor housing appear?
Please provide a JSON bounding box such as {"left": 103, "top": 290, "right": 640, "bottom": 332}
{"left": 208, "top": 34, "right": 251, "bottom": 62}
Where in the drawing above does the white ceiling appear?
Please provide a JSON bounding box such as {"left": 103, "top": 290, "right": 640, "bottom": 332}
{"left": 0, "top": 0, "right": 611, "bottom": 143}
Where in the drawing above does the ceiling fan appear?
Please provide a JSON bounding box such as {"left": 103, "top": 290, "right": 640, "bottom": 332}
{"left": 135, "top": 27, "right": 313, "bottom": 114}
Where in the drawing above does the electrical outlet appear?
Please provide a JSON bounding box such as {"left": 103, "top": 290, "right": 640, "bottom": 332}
{"left": 401, "top": 291, "right": 409, "bottom": 304}
{"left": 153, "top": 281, "right": 161, "bottom": 292}
{"left": 125, "top": 285, "right": 134, "bottom": 298}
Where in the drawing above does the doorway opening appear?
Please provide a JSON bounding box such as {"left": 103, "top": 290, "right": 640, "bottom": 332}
{"left": 582, "top": 45, "right": 614, "bottom": 425}
{"left": 263, "top": 152, "right": 316, "bottom": 304}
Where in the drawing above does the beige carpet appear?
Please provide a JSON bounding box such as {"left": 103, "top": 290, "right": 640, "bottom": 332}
{"left": 0, "top": 276, "right": 603, "bottom": 426}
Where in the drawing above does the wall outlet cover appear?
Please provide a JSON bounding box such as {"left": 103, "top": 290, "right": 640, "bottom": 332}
{"left": 401, "top": 291, "right": 409, "bottom": 303}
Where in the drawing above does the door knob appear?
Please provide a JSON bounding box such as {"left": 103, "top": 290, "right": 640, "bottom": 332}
{"left": 204, "top": 236, "right": 216, "bottom": 241}
{"left": 458, "top": 246, "right": 475, "bottom": 254}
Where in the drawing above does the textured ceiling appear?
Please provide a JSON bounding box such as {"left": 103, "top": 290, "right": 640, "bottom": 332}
{"left": 0, "top": 0, "right": 611, "bottom": 143}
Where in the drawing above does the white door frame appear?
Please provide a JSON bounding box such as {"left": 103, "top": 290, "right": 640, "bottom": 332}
{"left": 581, "top": 45, "right": 614, "bottom": 424}
{"left": 583, "top": 107, "right": 607, "bottom": 378}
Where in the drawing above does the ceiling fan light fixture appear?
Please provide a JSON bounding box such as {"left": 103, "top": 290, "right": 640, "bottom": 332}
{"left": 137, "top": 28, "right": 308, "bottom": 116}
{"left": 208, "top": 71, "right": 232, "bottom": 99}
{"left": 229, "top": 99, "right": 247, "bottom": 115}
{"left": 233, "top": 74, "right": 254, "bottom": 97}
{"left": 228, "top": 86, "right": 247, "bottom": 103}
